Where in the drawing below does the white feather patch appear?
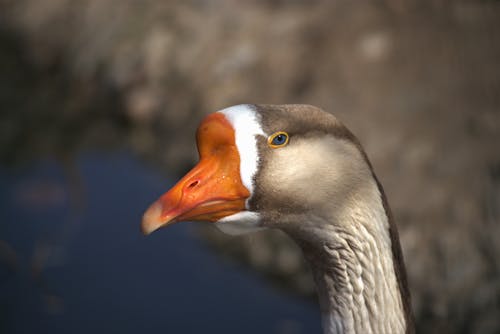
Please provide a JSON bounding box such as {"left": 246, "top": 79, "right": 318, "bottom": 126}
{"left": 216, "top": 104, "right": 265, "bottom": 234}
{"left": 219, "top": 104, "right": 265, "bottom": 203}
{"left": 215, "top": 211, "right": 263, "bottom": 235}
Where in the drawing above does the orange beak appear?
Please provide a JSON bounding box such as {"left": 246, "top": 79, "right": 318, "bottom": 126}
{"left": 141, "top": 113, "right": 250, "bottom": 235}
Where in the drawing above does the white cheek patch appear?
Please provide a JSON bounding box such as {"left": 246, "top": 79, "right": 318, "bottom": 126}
{"left": 219, "top": 104, "right": 265, "bottom": 204}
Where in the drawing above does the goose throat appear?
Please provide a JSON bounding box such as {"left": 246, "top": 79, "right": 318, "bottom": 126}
{"left": 285, "top": 188, "right": 410, "bottom": 334}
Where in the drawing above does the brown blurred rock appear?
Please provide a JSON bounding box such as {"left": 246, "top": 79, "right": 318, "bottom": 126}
{"left": 1, "top": 0, "right": 499, "bottom": 332}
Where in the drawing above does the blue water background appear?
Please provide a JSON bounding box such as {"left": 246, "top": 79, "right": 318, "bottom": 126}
{"left": 0, "top": 151, "right": 321, "bottom": 334}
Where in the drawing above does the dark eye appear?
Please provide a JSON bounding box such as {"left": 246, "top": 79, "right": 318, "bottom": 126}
{"left": 273, "top": 134, "right": 287, "bottom": 145}
{"left": 268, "top": 132, "right": 289, "bottom": 148}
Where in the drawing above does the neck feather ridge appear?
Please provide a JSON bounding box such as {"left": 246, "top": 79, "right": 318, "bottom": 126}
{"left": 286, "top": 186, "right": 409, "bottom": 334}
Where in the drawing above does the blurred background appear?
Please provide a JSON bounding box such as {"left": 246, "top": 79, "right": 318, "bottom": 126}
{"left": 1, "top": 0, "right": 499, "bottom": 333}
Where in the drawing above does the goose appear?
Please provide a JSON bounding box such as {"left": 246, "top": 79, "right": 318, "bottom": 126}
{"left": 141, "top": 104, "right": 414, "bottom": 334}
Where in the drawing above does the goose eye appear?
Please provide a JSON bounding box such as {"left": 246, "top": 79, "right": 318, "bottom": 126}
{"left": 268, "top": 132, "right": 289, "bottom": 148}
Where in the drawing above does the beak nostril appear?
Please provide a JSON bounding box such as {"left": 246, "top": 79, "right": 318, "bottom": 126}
{"left": 188, "top": 180, "right": 200, "bottom": 188}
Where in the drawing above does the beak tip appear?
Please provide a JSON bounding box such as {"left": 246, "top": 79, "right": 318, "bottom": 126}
{"left": 140, "top": 222, "right": 152, "bottom": 236}
{"left": 141, "top": 201, "right": 165, "bottom": 236}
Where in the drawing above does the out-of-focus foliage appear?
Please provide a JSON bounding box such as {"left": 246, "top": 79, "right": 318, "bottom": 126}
{"left": 1, "top": 0, "right": 499, "bottom": 333}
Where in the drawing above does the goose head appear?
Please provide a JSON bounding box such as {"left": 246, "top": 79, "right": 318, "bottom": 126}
{"left": 142, "top": 104, "right": 372, "bottom": 239}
